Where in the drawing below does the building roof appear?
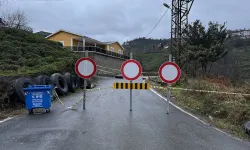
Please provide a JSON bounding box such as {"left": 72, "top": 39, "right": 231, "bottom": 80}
{"left": 35, "top": 31, "right": 52, "bottom": 38}
{"left": 45, "top": 29, "right": 106, "bottom": 45}
{"left": 104, "top": 41, "right": 125, "bottom": 50}
{"left": 46, "top": 30, "right": 125, "bottom": 50}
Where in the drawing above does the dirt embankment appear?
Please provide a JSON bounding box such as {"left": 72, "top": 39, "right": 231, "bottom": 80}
{"left": 0, "top": 76, "right": 26, "bottom": 120}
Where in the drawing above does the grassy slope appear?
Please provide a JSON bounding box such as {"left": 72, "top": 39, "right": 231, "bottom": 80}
{"left": 134, "top": 50, "right": 168, "bottom": 72}
{"left": 123, "top": 38, "right": 170, "bottom": 54}
{"left": 150, "top": 77, "right": 250, "bottom": 140}
{"left": 236, "top": 47, "right": 250, "bottom": 80}
{"left": 0, "top": 28, "right": 77, "bottom": 76}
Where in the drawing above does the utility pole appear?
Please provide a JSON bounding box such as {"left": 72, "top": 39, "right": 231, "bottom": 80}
{"left": 170, "top": 0, "right": 194, "bottom": 65}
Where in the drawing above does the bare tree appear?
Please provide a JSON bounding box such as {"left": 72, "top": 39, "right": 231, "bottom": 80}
{"left": 3, "top": 9, "right": 29, "bottom": 29}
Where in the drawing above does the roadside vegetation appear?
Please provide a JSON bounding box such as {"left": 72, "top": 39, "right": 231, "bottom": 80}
{"left": 144, "top": 20, "right": 250, "bottom": 140}
{"left": 150, "top": 76, "right": 250, "bottom": 140}
{"left": 0, "top": 27, "right": 78, "bottom": 76}
{"left": 0, "top": 27, "right": 78, "bottom": 118}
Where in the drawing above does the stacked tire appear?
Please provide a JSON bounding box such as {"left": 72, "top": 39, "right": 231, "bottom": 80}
{"left": 34, "top": 75, "right": 51, "bottom": 85}
{"left": 79, "top": 78, "right": 94, "bottom": 89}
{"left": 50, "top": 73, "right": 68, "bottom": 95}
{"left": 244, "top": 121, "right": 250, "bottom": 136}
{"left": 13, "top": 77, "right": 35, "bottom": 104}
{"left": 63, "top": 73, "right": 77, "bottom": 93}
{"left": 11, "top": 72, "right": 93, "bottom": 104}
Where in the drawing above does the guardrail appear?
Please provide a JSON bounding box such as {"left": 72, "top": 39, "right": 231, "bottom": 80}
{"left": 65, "top": 46, "right": 130, "bottom": 59}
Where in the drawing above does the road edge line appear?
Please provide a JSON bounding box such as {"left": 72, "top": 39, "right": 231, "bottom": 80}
{"left": 150, "top": 88, "right": 208, "bottom": 125}
{"left": 0, "top": 117, "right": 13, "bottom": 124}
{"left": 150, "top": 88, "right": 245, "bottom": 142}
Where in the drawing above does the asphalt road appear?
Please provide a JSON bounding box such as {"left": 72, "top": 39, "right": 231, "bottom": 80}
{"left": 1, "top": 77, "right": 250, "bottom": 150}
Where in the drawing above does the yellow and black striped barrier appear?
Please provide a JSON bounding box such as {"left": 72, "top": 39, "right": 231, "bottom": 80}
{"left": 113, "top": 82, "right": 150, "bottom": 90}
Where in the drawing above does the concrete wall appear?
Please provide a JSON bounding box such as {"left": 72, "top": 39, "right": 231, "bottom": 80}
{"left": 76, "top": 51, "right": 126, "bottom": 76}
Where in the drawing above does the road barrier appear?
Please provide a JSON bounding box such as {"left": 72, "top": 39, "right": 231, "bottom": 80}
{"left": 113, "top": 82, "right": 150, "bottom": 90}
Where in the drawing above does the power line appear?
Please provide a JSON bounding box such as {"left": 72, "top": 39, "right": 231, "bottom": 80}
{"left": 145, "top": 9, "right": 169, "bottom": 38}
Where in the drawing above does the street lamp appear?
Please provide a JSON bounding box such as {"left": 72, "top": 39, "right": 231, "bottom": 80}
{"left": 163, "top": 3, "right": 171, "bottom": 9}
{"left": 163, "top": 2, "right": 173, "bottom": 62}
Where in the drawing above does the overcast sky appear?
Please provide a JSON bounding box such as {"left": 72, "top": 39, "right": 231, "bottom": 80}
{"left": 1, "top": 0, "right": 250, "bottom": 43}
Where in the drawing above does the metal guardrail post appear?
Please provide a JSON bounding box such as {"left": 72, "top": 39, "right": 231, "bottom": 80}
{"left": 75, "top": 46, "right": 129, "bottom": 59}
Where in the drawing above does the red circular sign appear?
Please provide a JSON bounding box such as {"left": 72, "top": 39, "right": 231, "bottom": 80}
{"left": 75, "top": 57, "right": 97, "bottom": 79}
{"left": 158, "top": 62, "right": 181, "bottom": 84}
{"left": 121, "top": 59, "right": 142, "bottom": 81}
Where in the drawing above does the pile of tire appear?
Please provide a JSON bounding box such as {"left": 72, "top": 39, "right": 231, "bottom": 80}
{"left": 11, "top": 72, "right": 92, "bottom": 104}
{"left": 244, "top": 121, "right": 250, "bottom": 136}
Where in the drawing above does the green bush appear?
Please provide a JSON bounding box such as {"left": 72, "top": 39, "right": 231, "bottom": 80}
{"left": 0, "top": 27, "right": 77, "bottom": 76}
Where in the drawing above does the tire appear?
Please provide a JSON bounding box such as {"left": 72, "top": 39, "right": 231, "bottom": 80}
{"left": 14, "top": 77, "right": 35, "bottom": 104}
{"left": 79, "top": 78, "right": 94, "bottom": 89}
{"left": 29, "top": 109, "right": 33, "bottom": 115}
{"left": 75, "top": 76, "right": 81, "bottom": 89}
{"left": 115, "top": 74, "right": 123, "bottom": 79}
{"left": 244, "top": 121, "right": 250, "bottom": 135}
{"left": 71, "top": 75, "right": 77, "bottom": 91}
{"left": 46, "top": 109, "right": 50, "bottom": 113}
{"left": 63, "top": 73, "right": 75, "bottom": 93}
{"left": 86, "top": 79, "right": 92, "bottom": 89}
{"left": 79, "top": 78, "right": 90, "bottom": 89}
{"left": 34, "top": 75, "right": 51, "bottom": 85}
{"left": 50, "top": 73, "right": 68, "bottom": 95}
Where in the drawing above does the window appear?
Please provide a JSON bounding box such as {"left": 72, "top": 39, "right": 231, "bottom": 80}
{"left": 110, "top": 47, "right": 115, "bottom": 52}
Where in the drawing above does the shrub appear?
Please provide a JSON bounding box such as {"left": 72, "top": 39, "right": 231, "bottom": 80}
{"left": 0, "top": 27, "right": 77, "bottom": 76}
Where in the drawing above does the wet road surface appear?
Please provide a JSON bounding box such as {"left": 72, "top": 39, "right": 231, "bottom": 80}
{"left": 1, "top": 77, "right": 250, "bottom": 150}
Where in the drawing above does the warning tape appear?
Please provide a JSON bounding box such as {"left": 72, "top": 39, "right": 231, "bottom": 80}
{"left": 86, "top": 87, "right": 112, "bottom": 91}
{"left": 53, "top": 90, "right": 72, "bottom": 109}
{"left": 53, "top": 87, "right": 112, "bottom": 109}
{"left": 148, "top": 76, "right": 159, "bottom": 78}
{"left": 151, "top": 85, "right": 250, "bottom": 96}
{"left": 68, "top": 96, "right": 84, "bottom": 109}
{"left": 98, "top": 66, "right": 159, "bottom": 75}
{"left": 97, "top": 69, "right": 115, "bottom": 74}
{"left": 97, "top": 65, "right": 120, "bottom": 72}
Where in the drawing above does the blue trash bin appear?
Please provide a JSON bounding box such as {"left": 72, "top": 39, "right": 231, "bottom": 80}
{"left": 24, "top": 85, "right": 53, "bottom": 114}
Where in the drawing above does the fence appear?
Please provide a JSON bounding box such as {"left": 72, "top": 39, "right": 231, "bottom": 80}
{"left": 65, "top": 46, "right": 130, "bottom": 59}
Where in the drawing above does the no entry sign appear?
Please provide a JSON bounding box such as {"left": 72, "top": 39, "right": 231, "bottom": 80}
{"left": 158, "top": 62, "right": 181, "bottom": 84}
{"left": 75, "top": 57, "right": 97, "bottom": 79}
{"left": 121, "top": 59, "right": 142, "bottom": 81}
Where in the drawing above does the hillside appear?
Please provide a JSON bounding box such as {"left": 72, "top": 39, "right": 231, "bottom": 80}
{"left": 133, "top": 50, "right": 168, "bottom": 72}
{"left": 122, "top": 38, "right": 170, "bottom": 72}
{"left": 0, "top": 28, "right": 77, "bottom": 76}
{"left": 123, "top": 37, "right": 170, "bottom": 54}
{"left": 124, "top": 37, "right": 250, "bottom": 80}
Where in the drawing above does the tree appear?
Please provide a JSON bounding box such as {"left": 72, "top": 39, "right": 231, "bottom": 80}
{"left": 184, "top": 20, "right": 229, "bottom": 76}
{"left": 0, "top": 0, "right": 7, "bottom": 7}
{"left": 2, "top": 9, "right": 29, "bottom": 30}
